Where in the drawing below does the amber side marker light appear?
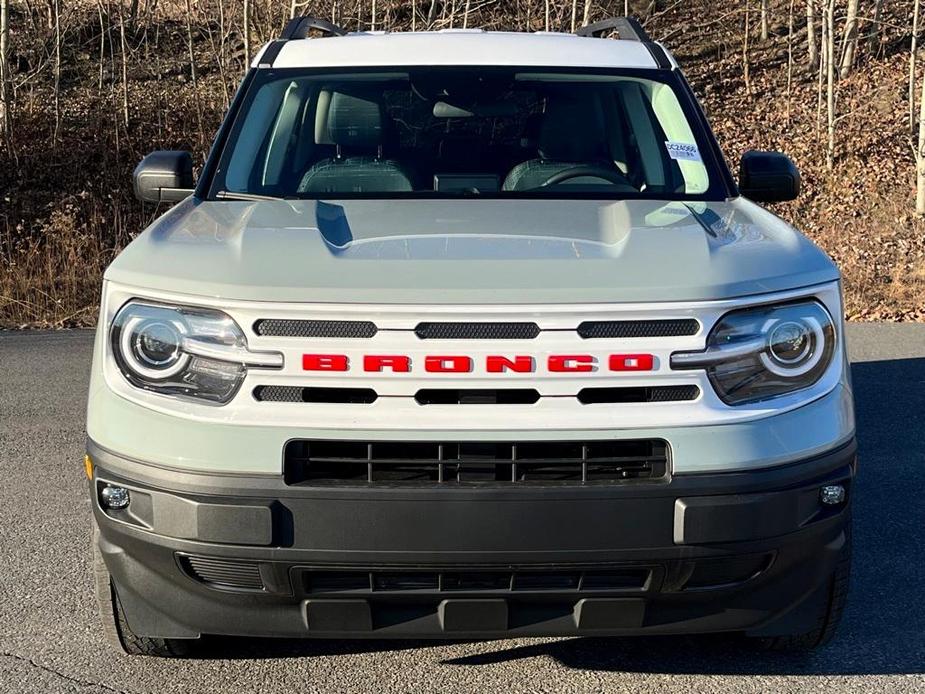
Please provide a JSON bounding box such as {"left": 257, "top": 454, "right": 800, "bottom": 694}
{"left": 84, "top": 454, "right": 94, "bottom": 480}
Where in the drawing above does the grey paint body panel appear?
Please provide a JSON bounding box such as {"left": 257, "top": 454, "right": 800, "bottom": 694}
{"left": 105, "top": 197, "right": 838, "bottom": 304}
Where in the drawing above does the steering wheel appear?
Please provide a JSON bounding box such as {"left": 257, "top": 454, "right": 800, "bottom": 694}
{"left": 541, "top": 166, "right": 631, "bottom": 187}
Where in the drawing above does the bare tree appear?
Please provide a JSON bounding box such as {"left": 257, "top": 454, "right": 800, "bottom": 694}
{"left": 824, "top": 0, "right": 836, "bottom": 170}
{"left": 917, "top": 65, "right": 925, "bottom": 214}
{"left": 52, "top": 0, "right": 60, "bottom": 145}
{"left": 119, "top": 0, "right": 129, "bottom": 127}
{"left": 743, "top": 0, "right": 752, "bottom": 97}
{"left": 760, "top": 0, "right": 769, "bottom": 41}
{"left": 867, "top": 0, "right": 882, "bottom": 53}
{"left": 911, "top": 0, "right": 921, "bottom": 134}
{"left": 243, "top": 0, "right": 251, "bottom": 67}
{"left": 0, "top": 0, "right": 9, "bottom": 140}
{"left": 839, "top": 0, "right": 859, "bottom": 78}
{"left": 786, "top": 0, "right": 795, "bottom": 123}
{"left": 806, "top": 0, "right": 817, "bottom": 66}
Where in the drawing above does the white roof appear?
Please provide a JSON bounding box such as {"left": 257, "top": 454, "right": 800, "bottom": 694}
{"left": 256, "top": 30, "right": 668, "bottom": 70}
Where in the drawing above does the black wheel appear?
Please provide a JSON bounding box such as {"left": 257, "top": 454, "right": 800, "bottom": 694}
{"left": 753, "top": 516, "right": 851, "bottom": 652}
{"left": 92, "top": 521, "right": 193, "bottom": 657}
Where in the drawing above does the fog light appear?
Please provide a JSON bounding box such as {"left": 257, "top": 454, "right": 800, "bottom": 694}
{"left": 100, "top": 485, "right": 130, "bottom": 510}
{"left": 820, "top": 484, "right": 846, "bottom": 506}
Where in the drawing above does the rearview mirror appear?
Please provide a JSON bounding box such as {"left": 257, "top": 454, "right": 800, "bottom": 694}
{"left": 738, "top": 151, "right": 800, "bottom": 203}
{"left": 133, "top": 151, "right": 195, "bottom": 203}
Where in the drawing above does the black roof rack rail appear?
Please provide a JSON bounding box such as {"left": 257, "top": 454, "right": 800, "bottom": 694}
{"left": 577, "top": 17, "right": 650, "bottom": 42}
{"left": 280, "top": 16, "right": 348, "bottom": 40}
{"left": 258, "top": 16, "right": 347, "bottom": 67}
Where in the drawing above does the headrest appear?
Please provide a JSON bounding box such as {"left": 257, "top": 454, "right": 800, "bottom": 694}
{"left": 537, "top": 95, "right": 607, "bottom": 162}
{"left": 327, "top": 91, "right": 385, "bottom": 149}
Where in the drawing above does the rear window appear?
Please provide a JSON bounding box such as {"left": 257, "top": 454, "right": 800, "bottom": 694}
{"left": 212, "top": 67, "right": 723, "bottom": 200}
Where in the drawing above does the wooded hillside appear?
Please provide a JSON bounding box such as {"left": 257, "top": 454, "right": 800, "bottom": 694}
{"left": 0, "top": 0, "right": 922, "bottom": 326}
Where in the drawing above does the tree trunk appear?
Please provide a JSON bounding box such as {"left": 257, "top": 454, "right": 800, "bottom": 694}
{"left": 787, "top": 0, "right": 794, "bottom": 123}
{"left": 916, "top": 64, "right": 925, "bottom": 214}
{"left": 825, "top": 0, "right": 836, "bottom": 171}
{"left": 839, "top": 0, "right": 859, "bottom": 78}
{"left": 743, "top": 1, "right": 752, "bottom": 97}
{"left": 119, "top": 1, "right": 129, "bottom": 128}
{"left": 911, "top": 0, "right": 921, "bottom": 134}
{"left": 806, "top": 0, "right": 817, "bottom": 66}
{"left": 867, "top": 0, "right": 882, "bottom": 54}
{"left": 0, "top": 0, "right": 9, "bottom": 139}
{"left": 52, "top": 0, "right": 60, "bottom": 145}
{"left": 760, "top": 0, "right": 769, "bottom": 41}
{"left": 243, "top": 0, "right": 251, "bottom": 67}
{"left": 571, "top": 0, "right": 577, "bottom": 32}
{"left": 582, "top": 0, "right": 591, "bottom": 28}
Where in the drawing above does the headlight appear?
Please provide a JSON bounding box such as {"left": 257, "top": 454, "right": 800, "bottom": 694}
{"left": 110, "top": 301, "right": 282, "bottom": 404}
{"left": 670, "top": 300, "right": 836, "bottom": 405}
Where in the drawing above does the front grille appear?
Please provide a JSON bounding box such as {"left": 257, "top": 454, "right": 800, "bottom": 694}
{"left": 255, "top": 386, "right": 697, "bottom": 405}
{"left": 252, "top": 317, "right": 697, "bottom": 339}
{"left": 254, "top": 385, "right": 378, "bottom": 404}
{"left": 577, "top": 385, "right": 700, "bottom": 404}
{"left": 301, "top": 567, "right": 652, "bottom": 595}
{"left": 178, "top": 555, "right": 264, "bottom": 591}
{"left": 415, "top": 322, "right": 541, "bottom": 340}
{"left": 577, "top": 319, "right": 699, "bottom": 339}
{"left": 414, "top": 389, "right": 541, "bottom": 405}
{"left": 254, "top": 319, "right": 378, "bottom": 338}
{"left": 284, "top": 439, "right": 669, "bottom": 485}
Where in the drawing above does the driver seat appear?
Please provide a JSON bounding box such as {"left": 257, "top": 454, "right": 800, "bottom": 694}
{"left": 502, "top": 95, "right": 619, "bottom": 191}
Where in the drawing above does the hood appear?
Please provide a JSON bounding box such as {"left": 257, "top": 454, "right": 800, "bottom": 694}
{"left": 105, "top": 197, "right": 839, "bottom": 304}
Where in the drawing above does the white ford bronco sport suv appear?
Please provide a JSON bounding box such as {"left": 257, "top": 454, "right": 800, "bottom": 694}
{"left": 86, "top": 17, "right": 855, "bottom": 656}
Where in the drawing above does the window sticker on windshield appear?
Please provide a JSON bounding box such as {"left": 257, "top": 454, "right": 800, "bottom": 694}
{"left": 665, "top": 142, "right": 702, "bottom": 162}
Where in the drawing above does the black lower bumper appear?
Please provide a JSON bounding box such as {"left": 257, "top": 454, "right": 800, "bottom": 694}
{"left": 89, "top": 439, "right": 855, "bottom": 640}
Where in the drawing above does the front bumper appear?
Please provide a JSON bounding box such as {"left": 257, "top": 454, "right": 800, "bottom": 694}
{"left": 89, "top": 438, "right": 855, "bottom": 640}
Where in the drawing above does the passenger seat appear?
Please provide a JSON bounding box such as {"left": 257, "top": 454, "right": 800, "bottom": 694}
{"left": 299, "top": 91, "right": 414, "bottom": 193}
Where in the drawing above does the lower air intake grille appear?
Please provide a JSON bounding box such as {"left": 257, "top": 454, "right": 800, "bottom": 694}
{"left": 577, "top": 319, "right": 699, "bottom": 339}
{"left": 284, "top": 439, "right": 668, "bottom": 485}
{"left": 179, "top": 555, "right": 264, "bottom": 591}
{"left": 254, "top": 319, "right": 377, "bottom": 338}
{"left": 301, "top": 568, "right": 651, "bottom": 595}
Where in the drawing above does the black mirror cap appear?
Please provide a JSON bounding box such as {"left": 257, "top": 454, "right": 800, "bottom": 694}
{"left": 738, "top": 150, "right": 801, "bottom": 203}
{"left": 133, "top": 150, "right": 195, "bottom": 203}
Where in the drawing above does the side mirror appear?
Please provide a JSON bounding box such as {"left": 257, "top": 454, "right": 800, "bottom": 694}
{"left": 738, "top": 151, "right": 800, "bottom": 203}
{"left": 133, "top": 151, "right": 195, "bottom": 203}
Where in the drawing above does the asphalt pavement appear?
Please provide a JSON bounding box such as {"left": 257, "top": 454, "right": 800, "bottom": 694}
{"left": 0, "top": 325, "right": 923, "bottom": 693}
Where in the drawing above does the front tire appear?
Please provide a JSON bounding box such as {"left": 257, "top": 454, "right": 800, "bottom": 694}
{"left": 752, "top": 516, "right": 851, "bottom": 652}
{"left": 92, "top": 520, "right": 194, "bottom": 657}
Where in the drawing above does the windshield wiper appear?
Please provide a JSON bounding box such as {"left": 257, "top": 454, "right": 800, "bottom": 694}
{"left": 214, "top": 190, "right": 286, "bottom": 201}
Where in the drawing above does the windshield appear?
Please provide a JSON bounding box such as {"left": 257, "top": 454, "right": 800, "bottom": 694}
{"left": 211, "top": 67, "right": 724, "bottom": 200}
